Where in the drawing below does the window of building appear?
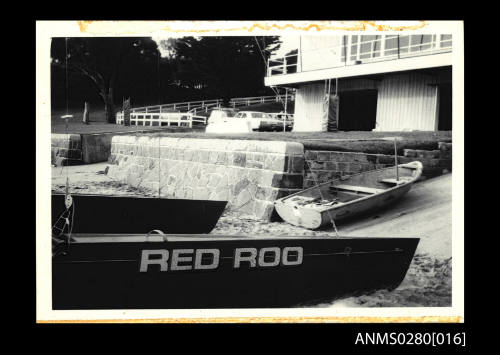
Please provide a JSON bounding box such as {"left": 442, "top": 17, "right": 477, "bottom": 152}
{"left": 359, "top": 35, "right": 373, "bottom": 59}
{"left": 349, "top": 35, "right": 382, "bottom": 60}
{"left": 440, "top": 34, "right": 452, "bottom": 48}
{"left": 398, "top": 35, "right": 410, "bottom": 54}
{"left": 350, "top": 36, "right": 358, "bottom": 61}
{"left": 347, "top": 34, "right": 448, "bottom": 62}
{"left": 359, "top": 35, "right": 381, "bottom": 59}
{"left": 409, "top": 34, "right": 435, "bottom": 52}
{"left": 371, "top": 36, "right": 382, "bottom": 57}
{"left": 384, "top": 35, "right": 399, "bottom": 56}
{"left": 341, "top": 36, "right": 348, "bottom": 62}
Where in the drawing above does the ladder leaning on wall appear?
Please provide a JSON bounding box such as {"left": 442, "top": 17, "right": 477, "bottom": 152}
{"left": 323, "top": 78, "right": 339, "bottom": 132}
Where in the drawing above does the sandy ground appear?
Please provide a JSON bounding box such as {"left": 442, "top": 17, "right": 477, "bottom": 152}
{"left": 52, "top": 162, "right": 452, "bottom": 307}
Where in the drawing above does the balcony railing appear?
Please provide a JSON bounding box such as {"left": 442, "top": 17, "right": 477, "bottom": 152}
{"left": 229, "top": 95, "right": 294, "bottom": 108}
{"left": 267, "top": 34, "right": 452, "bottom": 76}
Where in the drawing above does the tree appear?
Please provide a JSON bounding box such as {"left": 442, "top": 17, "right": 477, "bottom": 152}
{"left": 161, "top": 36, "right": 281, "bottom": 100}
{"left": 51, "top": 37, "right": 159, "bottom": 123}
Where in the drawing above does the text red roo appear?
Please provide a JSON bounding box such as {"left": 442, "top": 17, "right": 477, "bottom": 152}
{"left": 139, "top": 247, "right": 303, "bottom": 272}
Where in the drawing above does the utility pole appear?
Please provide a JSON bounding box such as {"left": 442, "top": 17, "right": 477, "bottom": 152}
{"left": 157, "top": 50, "right": 161, "bottom": 105}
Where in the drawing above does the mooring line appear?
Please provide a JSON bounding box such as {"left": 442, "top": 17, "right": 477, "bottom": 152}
{"left": 303, "top": 159, "right": 340, "bottom": 238}
{"left": 158, "top": 133, "right": 161, "bottom": 198}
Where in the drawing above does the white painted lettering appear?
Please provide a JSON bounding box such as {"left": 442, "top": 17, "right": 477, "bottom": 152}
{"left": 195, "top": 249, "right": 220, "bottom": 270}
{"left": 234, "top": 248, "right": 257, "bottom": 268}
{"left": 258, "top": 247, "right": 281, "bottom": 267}
{"left": 140, "top": 246, "right": 304, "bottom": 272}
{"left": 282, "top": 247, "right": 303, "bottom": 266}
{"left": 139, "top": 249, "right": 169, "bottom": 272}
{"left": 170, "top": 249, "right": 194, "bottom": 271}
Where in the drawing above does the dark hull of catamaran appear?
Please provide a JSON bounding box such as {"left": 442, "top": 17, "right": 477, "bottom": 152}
{"left": 52, "top": 193, "right": 227, "bottom": 234}
{"left": 52, "top": 234, "right": 419, "bottom": 309}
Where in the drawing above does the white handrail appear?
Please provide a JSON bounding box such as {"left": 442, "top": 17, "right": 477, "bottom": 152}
{"left": 118, "top": 94, "right": 295, "bottom": 118}
{"left": 116, "top": 112, "right": 206, "bottom": 128}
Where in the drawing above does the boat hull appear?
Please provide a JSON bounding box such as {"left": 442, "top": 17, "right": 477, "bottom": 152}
{"left": 275, "top": 183, "right": 413, "bottom": 229}
{"left": 52, "top": 234, "right": 419, "bottom": 309}
{"left": 275, "top": 162, "right": 423, "bottom": 229}
{"left": 52, "top": 193, "right": 227, "bottom": 234}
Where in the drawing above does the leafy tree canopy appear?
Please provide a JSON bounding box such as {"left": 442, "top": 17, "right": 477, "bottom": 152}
{"left": 160, "top": 36, "right": 281, "bottom": 101}
{"left": 51, "top": 36, "right": 283, "bottom": 117}
{"left": 51, "top": 37, "right": 159, "bottom": 122}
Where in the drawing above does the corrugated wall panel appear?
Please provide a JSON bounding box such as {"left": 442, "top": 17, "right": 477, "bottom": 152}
{"left": 293, "top": 83, "right": 326, "bottom": 132}
{"left": 375, "top": 73, "right": 438, "bottom": 131}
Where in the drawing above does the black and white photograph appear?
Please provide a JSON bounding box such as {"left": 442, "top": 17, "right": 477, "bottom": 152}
{"left": 36, "top": 21, "right": 464, "bottom": 323}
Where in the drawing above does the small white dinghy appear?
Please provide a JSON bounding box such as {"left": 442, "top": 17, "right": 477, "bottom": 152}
{"left": 274, "top": 161, "right": 423, "bottom": 230}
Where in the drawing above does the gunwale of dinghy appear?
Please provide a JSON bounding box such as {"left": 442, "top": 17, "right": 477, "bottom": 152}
{"left": 274, "top": 161, "right": 423, "bottom": 229}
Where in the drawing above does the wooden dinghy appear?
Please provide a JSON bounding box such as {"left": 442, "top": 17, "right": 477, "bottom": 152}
{"left": 274, "top": 161, "right": 423, "bottom": 230}
{"left": 52, "top": 233, "right": 419, "bottom": 309}
{"left": 52, "top": 193, "right": 227, "bottom": 234}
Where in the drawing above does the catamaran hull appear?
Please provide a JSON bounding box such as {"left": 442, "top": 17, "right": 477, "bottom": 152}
{"left": 52, "top": 193, "right": 227, "bottom": 234}
{"left": 52, "top": 234, "right": 419, "bottom": 309}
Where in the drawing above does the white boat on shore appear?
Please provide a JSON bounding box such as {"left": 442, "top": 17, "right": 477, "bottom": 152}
{"left": 274, "top": 161, "right": 423, "bottom": 230}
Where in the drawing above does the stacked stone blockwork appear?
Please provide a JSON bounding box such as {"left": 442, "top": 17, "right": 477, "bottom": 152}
{"left": 106, "top": 135, "right": 452, "bottom": 221}
{"left": 51, "top": 134, "right": 83, "bottom": 166}
{"left": 304, "top": 141, "right": 452, "bottom": 187}
{"left": 107, "top": 136, "right": 305, "bottom": 220}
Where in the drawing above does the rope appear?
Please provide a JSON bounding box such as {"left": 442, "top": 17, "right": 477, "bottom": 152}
{"left": 53, "top": 37, "right": 75, "bottom": 252}
{"left": 66, "top": 198, "right": 74, "bottom": 244}
{"left": 253, "top": 36, "right": 288, "bottom": 111}
{"left": 64, "top": 38, "right": 70, "bottom": 186}
{"left": 65, "top": 37, "right": 69, "bottom": 117}
{"left": 52, "top": 197, "right": 75, "bottom": 252}
{"left": 304, "top": 159, "right": 340, "bottom": 237}
{"left": 158, "top": 133, "right": 161, "bottom": 198}
{"left": 253, "top": 36, "right": 267, "bottom": 71}
{"left": 58, "top": 37, "right": 71, "bottom": 176}
{"left": 394, "top": 137, "right": 399, "bottom": 181}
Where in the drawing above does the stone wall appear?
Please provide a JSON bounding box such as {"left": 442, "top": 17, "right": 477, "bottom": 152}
{"left": 304, "top": 141, "right": 452, "bottom": 188}
{"left": 51, "top": 133, "right": 118, "bottom": 165}
{"left": 105, "top": 135, "right": 452, "bottom": 220}
{"left": 80, "top": 132, "right": 130, "bottom": 164}
{"left": 106, "top": 136, "right": 305, "bottom": 220}
{"left": 52, "top": 128, "right": 201, "bottom": 166}
{"left": 51, "top": 134, "right": 83, "bottom": 166}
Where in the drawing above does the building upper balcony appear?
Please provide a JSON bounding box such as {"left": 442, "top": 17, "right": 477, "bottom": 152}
{"left": 265, "top": 34, "right": 452, "bottom": 86}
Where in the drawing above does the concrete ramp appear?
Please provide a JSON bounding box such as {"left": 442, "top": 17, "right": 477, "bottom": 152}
{"left": 341, "top": 173, "right": 452, "bottom": 258}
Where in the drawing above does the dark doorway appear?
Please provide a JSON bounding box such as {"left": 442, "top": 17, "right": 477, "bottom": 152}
{"left": 438, "top": 83, "right": 452, "bottom": 131}
{"left": 338, "top": 89, "right": 378, "bottom": 131}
